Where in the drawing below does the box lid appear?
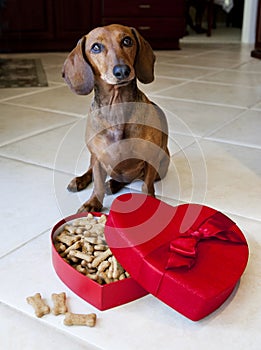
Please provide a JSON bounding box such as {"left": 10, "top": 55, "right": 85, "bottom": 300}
{"left": 105, "top": 193, "right": 249, "bottom": 321}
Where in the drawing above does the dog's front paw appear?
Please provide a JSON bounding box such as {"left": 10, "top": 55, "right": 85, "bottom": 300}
{"left": 77, "top": 197, "right": 103, "bottom": 213}
{"left": 67, "top": 176, "right": 89, "bottom": 192}
{"left": 67, "top": 178, "right": 79, "bottom": 192}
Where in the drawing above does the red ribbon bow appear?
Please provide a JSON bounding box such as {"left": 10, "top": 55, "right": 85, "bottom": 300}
{"left": 165, "top": 211, "right": 246, "bottom": 269}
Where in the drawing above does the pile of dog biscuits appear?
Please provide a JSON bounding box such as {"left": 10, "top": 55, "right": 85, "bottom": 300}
{"left": 54, "top": 213, "right": 129, "bottom": 284}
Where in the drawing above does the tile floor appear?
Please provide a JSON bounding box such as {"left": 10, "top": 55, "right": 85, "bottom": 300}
{"left": 0, "top": 42, "right": 261, "bottom": 350}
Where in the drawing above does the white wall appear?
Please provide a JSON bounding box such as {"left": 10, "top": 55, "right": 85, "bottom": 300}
{"left": 242, "top": 0, "right": 258, "bottom": 43}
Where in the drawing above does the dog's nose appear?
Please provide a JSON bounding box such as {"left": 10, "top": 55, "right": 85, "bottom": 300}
{"left": 113, "top": 65, "right": 131, "bottom": 80}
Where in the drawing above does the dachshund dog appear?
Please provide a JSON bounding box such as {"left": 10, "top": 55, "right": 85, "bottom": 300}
{"left": 63, "top": 24, "right": 169, "bottom": 212}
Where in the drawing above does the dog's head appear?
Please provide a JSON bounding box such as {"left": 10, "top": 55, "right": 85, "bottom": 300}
{"left": 62, "top": 24, "right": 156, "bottom": 95}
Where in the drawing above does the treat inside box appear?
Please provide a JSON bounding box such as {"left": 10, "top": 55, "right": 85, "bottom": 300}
{"left": 51, "top": 212, "right": 148, "bottom": 311}
{"left": 105, "top": 193, "right": 249, "bottom": 321}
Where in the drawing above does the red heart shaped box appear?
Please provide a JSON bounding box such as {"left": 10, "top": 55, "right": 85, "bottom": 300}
{"left": 104, "top": 194, "right": 249, "bottom": 321}
{"left": 51, "top": 212, "right": 148, "bottom": 311}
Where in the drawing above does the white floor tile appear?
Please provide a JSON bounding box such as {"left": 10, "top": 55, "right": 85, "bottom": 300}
{"left": 0, "top": 303, "right": 98, "bottom": 350}
{"left": 171, "top": 140, "right": 261, "bottom": 220}
{"left": 253, "top": 101, "right": 261, "bottom": 110}
{"left": 0, "top": 87, "right": 49, "bottom": 101}
{"left": 150, "top": 97, "right": 243, "bottom": 137}
{"left": 5, "top": 86, "right": 93, "bottom": 116}
{"left": 201, "top": 68, "right": 261, "bottom": 87}
{"left": 155, "top": 62, "right": 219, "bottom": 80}
{"left": 161, "top": 81, "right": 261, "bottom": 108}
{"left": 194, "top": 47, "right": 253, "bottom": 62}
{"left": 0, "top": 157, "right": 62, "bottom": 256}
{"left": 207, "top": 109, "right": 261, "bottom": 148}
{"left": 166, "top": 55, "right": 241, "bottom": 69}
{"left": 0, "top": 103, "right": 76, "bottom": 147}
{"left": 0, "top": 121, "right": 89, "bottom": 173}
{"left": 234, "top": 58, "right": 261, "bottom": 72}
{"left": 138, "top": 76, "right": 186, "bottom": 95}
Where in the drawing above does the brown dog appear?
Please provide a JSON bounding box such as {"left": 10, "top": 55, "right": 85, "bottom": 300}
{"left": 63, "top": 24, "right": 169, "bottom": 212}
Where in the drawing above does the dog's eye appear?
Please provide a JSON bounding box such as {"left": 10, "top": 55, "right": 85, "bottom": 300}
{"left": 91, "top": 43, "right": 103, "bottom": 54}
{"left": 122, "top": 36, "right": 133, "bottom": 47}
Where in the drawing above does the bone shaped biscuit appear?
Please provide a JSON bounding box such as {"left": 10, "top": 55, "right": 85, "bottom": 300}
{"left": 64, "top": 312, "right": 96, "bottom": 327}
{"left": 26, "top": 293, "right": 50, "bottom": 318}
{"left": 52, "top": 292, "right": 68, "bottom": 315}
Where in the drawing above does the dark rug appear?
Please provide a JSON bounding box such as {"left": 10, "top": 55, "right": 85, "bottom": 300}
{"left": 0, "top": 58, "right": 48, "bottom": 88}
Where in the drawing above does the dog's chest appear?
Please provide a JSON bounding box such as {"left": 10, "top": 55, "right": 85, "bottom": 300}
{"left": 107, "top": 125, "right": 125, "bottom": 142}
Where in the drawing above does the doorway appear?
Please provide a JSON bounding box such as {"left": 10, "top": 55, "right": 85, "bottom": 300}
{"left": 181, "top": 0, "right": 257, "bottom": 44}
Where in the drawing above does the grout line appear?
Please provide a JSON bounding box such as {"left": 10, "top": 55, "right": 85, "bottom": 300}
{"left": 47, "top": 80, "right": 65, "bottom": 85}
{"left": 216, "top": 67, "right": 261, "bottom": 75}
{"left": 0, "top": 83, "right": 66, "bottom": 103}
{"left": 157, "top": 62, "right": 228, "bottom": 70}
{"left": 155, "top": 68, "right": 223, "bottom": 83}
{"left": 155, "top": 67, "right": 245, "bottom": 89}
{"left": 170, "top": 130, "right": 261, "bottom": 152}
{"left": 172, "top": 77, "right": 260, "bottom": 89}
{"left": 0, "top": 154, "right": 75, "bottom": 177}
{"left": 202, "top": 109, "right": 247, "bottom": 138}
{"left": 1, "top": 101, "right": 86, "bottom": 118}
{"left": 148, "top": 80, "right": 192, "bottom": 95}
{"left": 0, "top": 227, "right": 52, "bottom": 260}
{"left": 156, "top": 54, "right": 258, "bottom": 73}
{"left": 149, "top": 93, "right": 247, "bottom": 110}
{"left": 157, "top": 61, "right": 223, "bottom": 71}
{"left": 0, "top": 120, "right": 77, "bottom": 147}
{"left": 203, "top": 136, "right": 261, "bottom": 150}
{"left": 230, "top": 59, "right": 260, "bottom": 70}
{"left": 195, "top": 78, "right": 261, "bottom": 89}
{"left": 154, "top": 75, "right": 191, "bottom": 82}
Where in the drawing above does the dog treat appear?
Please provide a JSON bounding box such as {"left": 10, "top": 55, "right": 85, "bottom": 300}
{"left": 84, "top": 236, "right": 102, "bottom": 245}
{"left": 68, "top": 249, "right": 93, "bottom": 263}
{"left": 82, "top": 240, "right": 94, "bottom": 253}
{"left": 54, "top": 242, "right": 66, "bottom": 253}
{"left": 61, "top": 240, "right": 82, "bottom": 257}
{"left": 54, "top": 215, "right": 129, "bottom": 285}
{"left": 94, "top": 244, "right": 107, "bottom": 251}
{"left": 97, "top": 260, "right": 110, "bottom": 273}
{"left": 26, "top": 293, "right": 50, "bottom": 318}
{"left": 91, "top": 248, "right": 112, "bottom": 268}
{"left": 52, "top": 292, "right": 68, "bottom": 315}
{"left": 57, "top": 232, "right": 81, "bottom": 246}
{"left": 76, "top": 264, "right": 87, "bottom": 274}
{"left": 111, "top": 256, "right": 125, "bottom": 279}
{"left": 64, "top": 312, "right": 97, "bottom": 327}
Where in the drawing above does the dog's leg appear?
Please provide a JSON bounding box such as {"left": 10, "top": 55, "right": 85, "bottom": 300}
{"left": 78, "top": 158, "right": 106, "bottom": 212}
{"left": 67, "top": 155, "right": 95, "bottom": 192}
{"left": 105, "top": 179, "right": 128, "bottom": 194}
{"left": 67, "top": 169, "right": 92, "bottom": 192}
{"left": 142, "top": 162, "right": 158, "bottom": 197}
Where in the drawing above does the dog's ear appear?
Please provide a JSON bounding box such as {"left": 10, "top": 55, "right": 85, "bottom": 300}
{"left": 132, "top": 28, "right": 155, "bottom": 84}
{"left": 62, "top": 36, "right": 94, "bottom": 95}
